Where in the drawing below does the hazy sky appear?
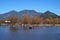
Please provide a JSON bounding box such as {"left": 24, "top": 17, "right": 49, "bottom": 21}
{"left": 0, "top": 0, "right": 60, "bottom": 15}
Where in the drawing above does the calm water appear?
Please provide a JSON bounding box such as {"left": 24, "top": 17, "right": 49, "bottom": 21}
{"left": 0, "top": 26, "right": 60, "bottom": 40}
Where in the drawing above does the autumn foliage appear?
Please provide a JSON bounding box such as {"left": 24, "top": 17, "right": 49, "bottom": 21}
{"left": 0, "top": 15, "right": 60, "bottom": 24}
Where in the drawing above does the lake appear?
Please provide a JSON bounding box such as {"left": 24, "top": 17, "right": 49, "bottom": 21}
{"left": 0, "top": 26, "right": 60, "bottom": 40}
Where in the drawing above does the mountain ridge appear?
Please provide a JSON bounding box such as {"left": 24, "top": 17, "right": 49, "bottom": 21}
{"left": 0, "top": 10, "right": 60, "bottom": 20}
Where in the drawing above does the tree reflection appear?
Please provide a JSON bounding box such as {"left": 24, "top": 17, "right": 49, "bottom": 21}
{"left": 22, "top": 25, "right": 34, "bottom": 32}
{"left": 10, "top": 26, "right": 18, "bottom": 32}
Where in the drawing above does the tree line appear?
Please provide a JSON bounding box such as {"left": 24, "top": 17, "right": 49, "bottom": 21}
{"left": 0, "top": 15, "right": 60, "bottom": 25}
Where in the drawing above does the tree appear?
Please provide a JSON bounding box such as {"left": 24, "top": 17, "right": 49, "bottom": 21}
{"left": 48, "top": 17, "right": 54, "bottom": 24}
{"left": 9, "top": 14, "right": 19, "bottom": 25}
{"left": 23, "top": 15, "right": 31, "bottom": 24}
{"left": 54, "top": 18, "right": 60, "bottom": 24}
{"left": 32, "top": 17, "right": 43, "bottom": 24}
{"left": 0, "top": 20, "right": 4, "bottom": 25}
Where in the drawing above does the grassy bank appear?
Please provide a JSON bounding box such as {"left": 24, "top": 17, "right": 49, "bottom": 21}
{"left": 25, "top": 24, "right": 60, "bottom": 27}
{"left": 0, "top": 24, "right": 60, "bottom": 27}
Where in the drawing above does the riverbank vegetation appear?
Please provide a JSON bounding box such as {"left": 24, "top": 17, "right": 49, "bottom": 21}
{"left": 0, "top": 15, "right": 60, "bottom": 26}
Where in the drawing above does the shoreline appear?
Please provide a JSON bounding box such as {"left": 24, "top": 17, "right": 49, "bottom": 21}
{"left": 25, "top": 24, "right": 60, "bottom": 27}
{"left": 0, "top": 24, "right": 60, "bottom": 27}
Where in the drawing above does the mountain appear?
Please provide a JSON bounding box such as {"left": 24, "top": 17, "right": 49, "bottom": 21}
{"left": 0, "top": 10, "right": 18, "bottom": 20}
{"left": 18, "top": 10, "right": 41, "bottom": 17}
{"left": 40, "top": 11, "right": 59, "bottom": 18}
{"left": 0, "top": 10, "right": 60, "bottom": 20}
{"left": 0, "top": 10, "right": 41, "bottom": 20}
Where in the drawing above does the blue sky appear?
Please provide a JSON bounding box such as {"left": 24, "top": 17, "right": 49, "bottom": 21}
{"left": 0, "top": 0, "right": 60, "bottom": 15}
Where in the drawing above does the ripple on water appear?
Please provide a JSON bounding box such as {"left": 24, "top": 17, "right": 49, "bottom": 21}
{"left": 0, "top": 26, "right": 60, "bottom": 40}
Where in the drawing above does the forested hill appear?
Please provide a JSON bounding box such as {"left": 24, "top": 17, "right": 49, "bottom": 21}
{"left": 0, "top": 10, "right": 60, "bottom": 20}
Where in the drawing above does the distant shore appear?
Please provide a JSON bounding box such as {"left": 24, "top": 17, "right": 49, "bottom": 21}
{"left": 33, "top": 24, "right": 60, "bottom": 27}
{"left": 25, "top": 24, "right": 60, "bottom": 27}
{"left": 0, "top": 24, "right": 60, "bottom": 27}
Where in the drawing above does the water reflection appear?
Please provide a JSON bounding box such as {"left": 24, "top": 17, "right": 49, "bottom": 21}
{"left": 10, "top": 27, "right": 18, "bottom": 32}
{"left": 0, "top": 25, "right": 60, "bottom": 40}
{"left": 9, "top": 25, "right": 33, "bottom": 32}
